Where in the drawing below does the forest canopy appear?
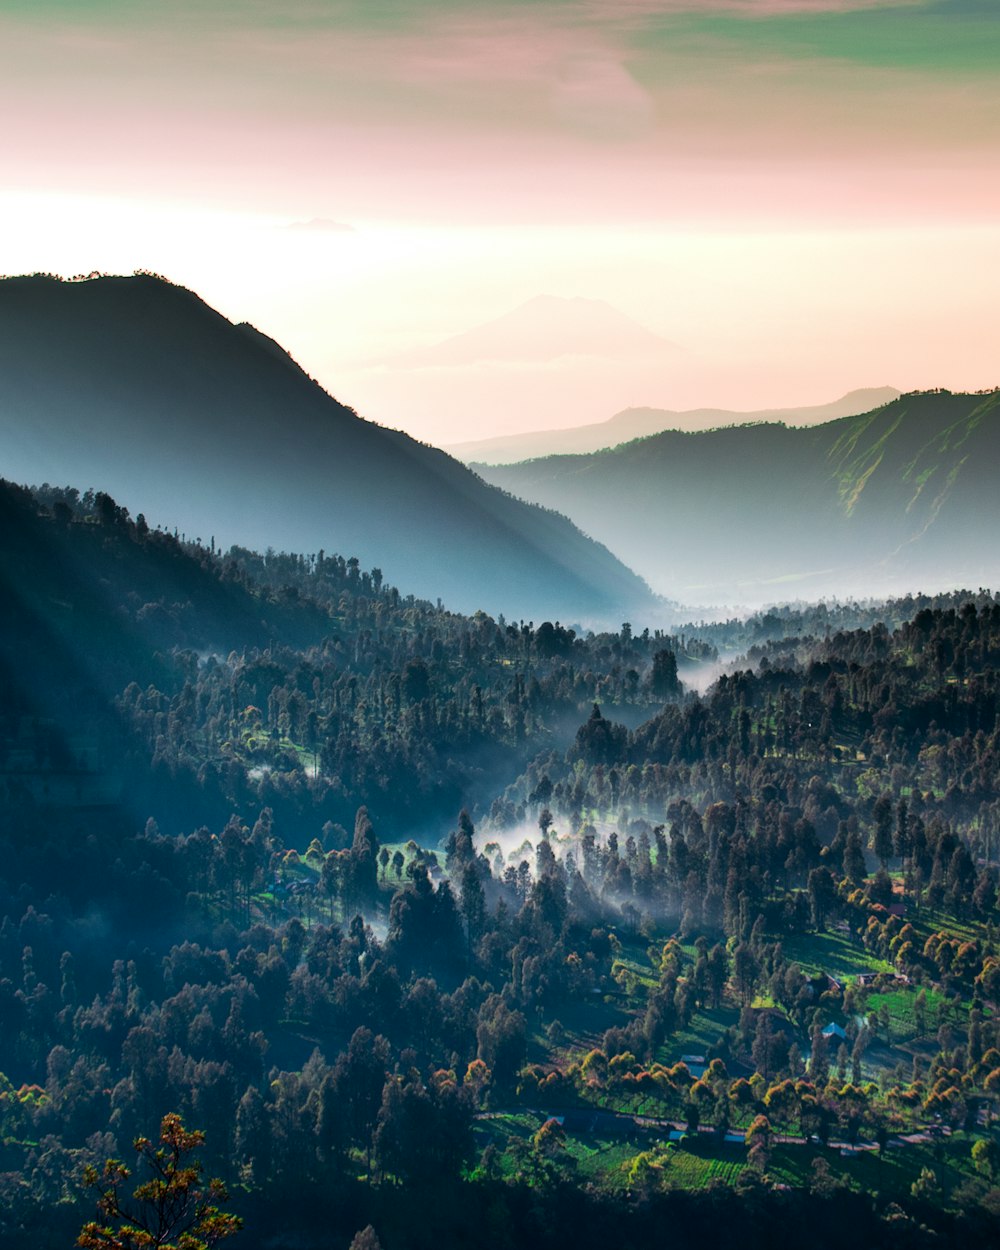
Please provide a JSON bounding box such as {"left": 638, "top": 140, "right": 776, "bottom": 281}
{"left": 1, "top": 481, "right": 999, "bottom": 1249}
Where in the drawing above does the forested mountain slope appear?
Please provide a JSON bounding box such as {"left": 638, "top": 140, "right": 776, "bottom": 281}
{"left": 0, "top": 481, "right": 691, "bottom": 834}
{"left": 474, "top": 391, "right": 1000, "bottom": 604}
{"left": 0, "top": 274, "right": 653, "bottom": 622}
{"left": 3, "top": 483, "right": 1000, "bottom": 1248}
{"left": 4, "top": 480, "right": 1000, "bottom": 1248}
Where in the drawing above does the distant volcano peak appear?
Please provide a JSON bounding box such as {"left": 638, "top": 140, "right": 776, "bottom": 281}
{"left": 372, "top": 293, "right": 677, "bottom": 370}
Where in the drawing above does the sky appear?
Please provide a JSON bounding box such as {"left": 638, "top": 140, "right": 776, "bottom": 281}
{"left": 2, "top": 0, "right": 999, "bottom": 445}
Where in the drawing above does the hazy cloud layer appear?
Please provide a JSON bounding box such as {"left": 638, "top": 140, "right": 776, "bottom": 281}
{"left": 4, "top": 0, "right": 998, "bottom": 225}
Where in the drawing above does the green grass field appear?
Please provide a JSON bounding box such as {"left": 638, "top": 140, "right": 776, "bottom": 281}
{"left": 782, "top": 929, "right": 894, "bottom": 980}
{"left": 769, "top": 1135, "right": 979, "bottom": 1206}
{"left": 661, "top": 1005, "right": 740, "bottom": 1063}
{"left": 570, "top": 1137, "right": 639, "bottom": 1187}
{"left": 475, "top": 1111, "right": 983, "bottom": 1208}
{"left": 657, "top": 1141, "right": 748, "bottom": 1189}
{"left": 863, "top": 983, "right": 950, "bottom": 1042}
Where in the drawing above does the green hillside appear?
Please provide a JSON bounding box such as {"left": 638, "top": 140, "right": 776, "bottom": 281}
{"left": 449, "top": 387, "right": 900, "bottom": 463}
{"left": 475, "top": 391, "right": 1000, "bottom": 604}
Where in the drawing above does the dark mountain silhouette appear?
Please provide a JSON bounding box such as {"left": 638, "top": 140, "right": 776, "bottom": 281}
{"left": 474, "top": 391, "right": 1000, "bottom": 605}
{"left": 450, "top": 387, "right": 900, "bottom": 463}
{"left": 0, "top": 274, "right": 654, "bottom": 622}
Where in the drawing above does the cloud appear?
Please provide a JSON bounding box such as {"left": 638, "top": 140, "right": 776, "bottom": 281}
{"left": 551, "top": 57, "right": 654, "bottom": 139}
{"left": 283, "top": 218, "right": 355, "bottom": 233}
{"left": 4, "top": 0, "right": 996, "bottom": 233}
{"left": 213, "top": 12, "right": 658, "bottom": 153}
{"left": 580, "top": 0, "right": 921, "bottom": 15}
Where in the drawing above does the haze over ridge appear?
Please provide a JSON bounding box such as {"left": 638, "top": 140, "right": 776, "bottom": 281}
{"left": 451, "top": 386, "right": 902, "bottom": 464}
{"left": 0, "top": 273, "right": 655, "bottom": 624}
{"left": 474, "top": 389, "right": 1000, "bottom": 607}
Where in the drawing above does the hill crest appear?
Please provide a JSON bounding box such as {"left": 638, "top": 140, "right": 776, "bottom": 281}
{"left": 450, "top": 386, "right": 901, "bottom": 464}
{"left": 0, "top": 274, "right": 655, "bottom": 623}
{"left": 473, "top": 390, "right": 1000, "bottom": 606}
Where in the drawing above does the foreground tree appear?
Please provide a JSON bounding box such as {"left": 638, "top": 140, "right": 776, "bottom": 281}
{"left": 348, "top": 1227, "right": 382, "bottom": 1250}
{"left": 78, "top": 1113, "right": 241, "bottom": 1250}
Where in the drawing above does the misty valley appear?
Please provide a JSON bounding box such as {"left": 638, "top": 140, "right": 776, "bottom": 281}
{"left": 2, "top": 277, "right": 1000, "bottom": 1250}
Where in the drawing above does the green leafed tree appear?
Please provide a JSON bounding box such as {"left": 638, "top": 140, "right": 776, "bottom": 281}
{"left": 650, "top": 649, "right": 681, "bottom": 699}
{"left": 872, "top": 793, "right": 894, "bottom": 870}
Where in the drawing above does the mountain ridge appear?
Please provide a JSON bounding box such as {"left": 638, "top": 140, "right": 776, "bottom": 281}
{"left": 0, "top": 274, "right": 655, "bottom": 623}
{"left": 451, "top": 386, "right": 901, "bottom": 463}
{"left": 473, "top": 390, "right": 1000, "bottom": 605}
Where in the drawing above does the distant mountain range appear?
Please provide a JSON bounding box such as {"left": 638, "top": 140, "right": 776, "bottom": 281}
{"left": 474, "top": 391, "right": 1000, "bottom": 605}
{"left": 0, "top": 275, "right": 654, "bottom": 623}
{"left": 452, "top": 387, "right": 901, "bottom": 463}
{"left": 370, "top": 294, "right": 678, "bottom": 370}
